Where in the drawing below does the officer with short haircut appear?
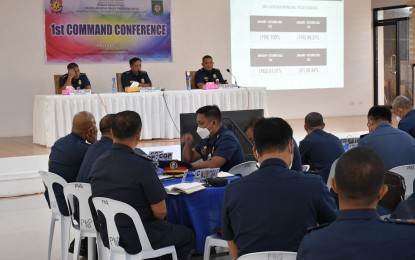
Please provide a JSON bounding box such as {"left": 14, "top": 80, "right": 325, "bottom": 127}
{"left": 194, "top": 55, "right": 227, "bottom": 89}
{"left": 297, "top": 146, "right": 415, "bottom": 259}
{"left": 59, "top": 63, "right": 91, "bottom": 90}
{"left": 121, "top": 57, "right": 152, "bottom": 89}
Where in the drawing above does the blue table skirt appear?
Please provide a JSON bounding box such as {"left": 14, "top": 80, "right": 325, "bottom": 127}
{"left": 162, "top": 174, "right": 238, "bottom": 254}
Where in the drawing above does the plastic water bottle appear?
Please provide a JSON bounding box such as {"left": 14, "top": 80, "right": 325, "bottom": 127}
{"left": 112, "top": 77, "right": 117, "bottom": 93}
{"left": 186, "top": 71, "right": 191, "bottom": 90}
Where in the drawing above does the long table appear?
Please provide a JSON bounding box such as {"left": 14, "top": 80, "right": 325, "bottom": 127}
{"left": 33, "top": 88, "right": 268, "bottom": 147}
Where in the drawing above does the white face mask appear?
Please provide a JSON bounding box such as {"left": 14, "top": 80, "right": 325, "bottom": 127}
{"left": 396, "top": 116, "right": 401, "bottom": 123}
{"left": 196, "top": 121, "right": 213, "bottom": 139}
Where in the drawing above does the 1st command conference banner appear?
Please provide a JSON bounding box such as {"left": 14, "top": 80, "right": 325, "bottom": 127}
{"left": 45, "top": 0, "right": 171, "bottom": 63}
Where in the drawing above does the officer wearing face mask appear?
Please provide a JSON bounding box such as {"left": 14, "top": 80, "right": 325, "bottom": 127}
{"left": 221, "top": 117, "right": 337, "bottom": 259}
{"left": 181, "top": 105, "right": 244, "bottom": 172}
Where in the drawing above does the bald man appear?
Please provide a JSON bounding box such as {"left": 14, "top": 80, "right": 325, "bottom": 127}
{"left": 46, "top": 111, "right": 97, "bottom": 215}
{"left": 392, "top": 95, "right": 415, "bottom": 139}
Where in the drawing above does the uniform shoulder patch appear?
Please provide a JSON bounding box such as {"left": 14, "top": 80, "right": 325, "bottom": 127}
{"left": 306, "top": 223, "right": 330, "bottom": 233}
{"left": 213, "top": 68, "right": 221, "bottom": 71}
{"left": 140, "top": 70, "right": 148, "bottom": 74}
{"left": 123, "top": 70, "right": 131, "bottom": 75}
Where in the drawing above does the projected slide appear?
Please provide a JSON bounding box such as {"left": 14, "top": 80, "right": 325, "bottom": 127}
{"left": 231, "top": 0, "right": 344, "bottom": 90}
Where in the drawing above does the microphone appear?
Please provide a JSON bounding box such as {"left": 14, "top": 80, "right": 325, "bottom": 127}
{"left": 226, "top": 69, "right": 239, "bottom": 87}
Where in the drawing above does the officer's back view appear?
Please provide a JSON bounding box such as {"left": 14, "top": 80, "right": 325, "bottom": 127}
{"left": 297, "top": 146, "right": 415, "bottom": 259}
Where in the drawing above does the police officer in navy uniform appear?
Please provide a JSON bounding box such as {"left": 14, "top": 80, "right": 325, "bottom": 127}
{"left": 59, "top": 63, "right": 91, "bottom": 90}
{"left": 181, "top": 105, "right": 244, "bottom": 172}
{"left": 89, "top": 111, "right": 194, "bottom": 260}
{"left": 121, "top": 57, "right": 152, "bottom": 89}
{"left": 392, "top": 95, "right": 415, "bottom": 139}
{"left": 297, "top": 146, "right": 415, "bottom": 259}
{"left": 194, "top": 55, "right": 227, "bottom": 89}
{"left": 221, "top": 118, "right": 337, "bottom": 259}
{"left": 299, "top": 112, "right": 344, "bottom": 183}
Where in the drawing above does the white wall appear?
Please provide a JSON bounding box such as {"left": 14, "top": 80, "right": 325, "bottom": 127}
{"left": 0, "top": 0, "right": 374, "bottom": 137}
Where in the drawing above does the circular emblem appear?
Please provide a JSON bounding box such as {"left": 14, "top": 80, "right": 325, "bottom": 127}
{"left": 170, "top": 161, "right": 178, "bottom": 170}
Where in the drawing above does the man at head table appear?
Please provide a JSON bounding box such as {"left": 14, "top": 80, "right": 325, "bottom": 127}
{"left": 194, "top": 55, "right": 227, "bottom": 89}
{"left": 121, "top": 57, "right": 152, "bottom": 89}
{"left": 59, "top": 62, "right": 91, "bottom": 90}
{"left": 181, "top": 105, "right": 244, "bottom": 172}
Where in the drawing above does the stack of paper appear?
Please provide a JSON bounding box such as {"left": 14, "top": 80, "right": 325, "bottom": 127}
{"left": 164, "top": 182, "right": 206, "bottom": 195}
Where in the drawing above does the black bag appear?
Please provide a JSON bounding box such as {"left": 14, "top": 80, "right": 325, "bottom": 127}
{"left": 379, "top": 171, "right": 406, "bottom": 212}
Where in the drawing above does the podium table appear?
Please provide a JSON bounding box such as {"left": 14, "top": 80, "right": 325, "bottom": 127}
{"left": 33, "top": 88, "right": 268, "bottom": 147}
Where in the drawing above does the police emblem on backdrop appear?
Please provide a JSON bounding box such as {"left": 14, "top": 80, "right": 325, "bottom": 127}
{"left": 50, "top": 0, "right": 63, "bottom": 14}
{"left": 152, "top": 0, "right": 164, "bottom": 15}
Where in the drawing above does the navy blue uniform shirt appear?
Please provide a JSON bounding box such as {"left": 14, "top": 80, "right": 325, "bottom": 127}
{"left": 299, "top": 129, "right": 344, "bottom": 183}
{"left": 49, "top": 133, "right": 90, "bottom": 183}
{"left": 59, "top": 73, "right": 91, "bottom": 89}
{"left": 194, "top": 68, "right": 227, "bottom": 86}
{"left": 221, "top": 158, "right": 337, "bottom": 257}
{"left": 76, "top": 136, "right": 112, "bottom": 183}
{"left": 194, "top": 125, "right": 245, "bottom": 172}
{"left": 358, "top": 122, "right": 415, "bottom": 170}
{"left": 399, "top": 109, "right": 415, "bottom": 139}
{"left": 48, "top": 133, "right": 90, "bottom": 215}
{"left": 89, "top": 143, "right": 168, "bottom": 254}
{"left": 297, "top": 209, "right": 415, "bottom": 259}
{"left": 121, "top": 70, "right": 151, "bottom": 88}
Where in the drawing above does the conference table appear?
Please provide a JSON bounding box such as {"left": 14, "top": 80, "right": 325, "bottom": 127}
{"left": 33, "top": 88, "right": 268, "bottom": 147}
{"left": 162, "top": 174, "right": 239, "bottom": 254}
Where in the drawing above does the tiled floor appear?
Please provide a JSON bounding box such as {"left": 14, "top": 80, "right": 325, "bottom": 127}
{"left": 0, "top": 194, "right": 231, "bottom": 260}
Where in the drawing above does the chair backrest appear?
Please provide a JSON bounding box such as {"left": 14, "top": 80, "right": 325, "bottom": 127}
{"left": 92, "top": 197, "right": 153, "bottom": 256}
{"left": 115, "top": 73, "right": 124, "bottom": 92}
{"left": 228, "top": 161, "right": 258, "bottom": 177}
{"left": 327, "top": 159, "right": 338, "bottom": 190}
{"left": 39, "top": 170, "right": 68, "bottom": 216}
{"left": 301, "top": 164, "right": 310, "bottom": 172}
{"left": 185, "top": 71, "right": 197, "bottom": 89}
{"left": 63, "top": 183, "right": 96, "bottom": 235}
{"left": 238, "top": 251, "right": 297, "bottom": 260}
{"left": 53, "top": 74, "right": 63, "bottom": 94}
{"left": 389, "top": 164, "right": 415, "bottom": 198}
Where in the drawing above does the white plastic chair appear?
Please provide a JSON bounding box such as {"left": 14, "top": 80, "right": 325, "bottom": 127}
{"left": 92, "top": 197, "right": 178, "bottom": 260}
{"left": 238, "top": 251, "right": 297, "bottom": 260}
{"left": 64, "top": 183, "right": 107, "bottom": 260}
{"left": 228, "top": 161, "right": 258, "bottom": 177}
{"left": 327, "top": 159, "right": 339, "bottom": 190}
{"left": 301, "top": 164, "right": 310, "bottom": 172}
{"left": 38, "top": 170, "right": 71, "bottom": 260}
{"left": 389, "top": 164, "right": 415, "bottom": 198}
{"left": 203, "top": 234, "right": 228, "bottom": 260}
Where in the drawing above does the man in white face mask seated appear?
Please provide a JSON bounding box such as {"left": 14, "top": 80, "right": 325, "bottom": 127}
{"left": 221, "top": 117, "right": 337, "bottom": 259}
{"left": 181, "top": 105, "right": 244, "bottom": 172}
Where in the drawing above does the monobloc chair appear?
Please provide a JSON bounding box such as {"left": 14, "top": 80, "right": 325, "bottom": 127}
{"left": 54, "top": 74, "right": 63, "bottom": 94}
{"left": 327, "top": 159, "right": 339, "bottom": 190}
{"left": 203, "top": 234, "right": 229, "bottom": 260}
{"left": 39, "top": 170, "right": 71, "bottom": 260}
{"left": 237, "top": 251, "right": 297, "bottom": 260}
{"left": 64, "top": 183, "right": 106, "bottom": 260}
{"left": 389, "top": 164, "right": 415, "bottom": 198}
{"left": 301, "top": 164, "right": 310, "bottom": 172}
{"left": 228, "top": 161, "right": 258, "bottom": 177}
{"left": 92, "top": 197, "right": 178, "bottom": 260}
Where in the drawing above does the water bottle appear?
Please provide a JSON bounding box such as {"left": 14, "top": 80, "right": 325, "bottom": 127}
{"left": 186, "top": 71, "right": 191, "bottom": 90}
{"left": 112, "top": 77, "right": 117, "bottom": 93}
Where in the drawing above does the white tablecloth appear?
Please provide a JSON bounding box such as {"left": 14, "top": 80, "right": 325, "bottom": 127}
{"left": 33, "top": 88, "right": 268, "bottom": 147}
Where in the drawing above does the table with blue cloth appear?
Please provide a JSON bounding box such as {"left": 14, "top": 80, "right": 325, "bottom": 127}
{"left": 161, "top": 172, "right": 238, "bottom": 254}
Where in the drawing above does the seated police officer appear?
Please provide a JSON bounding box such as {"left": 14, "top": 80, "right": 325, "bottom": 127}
{"left": 121, "top": 57, "right": 152, "bottom": 89}
{"left": 59, "top": 63, "right": 91, "bottom": 90}
{"left": 297, "top": 146, "right": 415, "bottom": 259}
{"left": 194, "top": 55, "right": 227, "bottom": 89}
{"left": 181, "top": 105, "right": 244, "bottom": 172}
{"left": 222, "top": 117, "right": 337, "bottom": 259}
{"left": 89, "top": 111, "right": 194, "bottom": 259}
